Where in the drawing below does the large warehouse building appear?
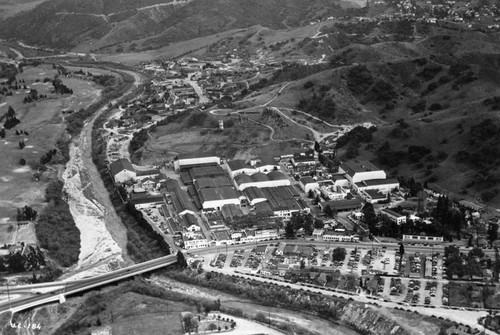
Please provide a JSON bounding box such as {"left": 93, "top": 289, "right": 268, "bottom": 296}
{"left": 339, "top": 160, "right": 386, "bottom": 184}
{"left": 234, "top": 171, "right": 290, "bottom": 191}
{"left": 174, "top": 153, "right": 221, "bottom": 171}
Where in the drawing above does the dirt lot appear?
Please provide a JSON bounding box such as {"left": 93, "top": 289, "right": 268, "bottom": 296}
{"left": 0, "top": 63, "right": 102, "bottom": 220}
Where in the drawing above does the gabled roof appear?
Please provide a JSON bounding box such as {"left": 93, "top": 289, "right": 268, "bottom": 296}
{"left": 254, "top": 156, "right": 277, "bottom": 167}
{"left": 109, "top": 159, "right": 135, "bottom": 177}
{"left": 356, "top": 178, "right": 399, "bottom": 187}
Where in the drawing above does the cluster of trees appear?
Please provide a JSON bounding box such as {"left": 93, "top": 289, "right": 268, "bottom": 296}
{"left": 347, "top": 65, "right": 373, "bottom": 95}
{"left": 52, "top": 78, "right": 73, "bottom": 94}
{"left": 362, "top": 196, "right": 462, "bottom": 241}
{"left": 23, "top": 88, "right": 47, "bottom": 103}
{"left": 444, "top": 246, "right": 485, "bottom": 279}
{"left": 129, "top": 128, "right": 149, "bottom": 163}
{"left": 40, "top": 148, "right": 58, "bottom": 165}
{"left": 36, "top": 180, "right": 81, "bottom": 267}
{"left": 1, "top": 106, "right": 20, "bottom": 129}
{"left": 336, "top": 126, "right": 375, "bottom": 149}
{"left": 285, "top": 213, "right": 324, "bottom": 238}
{"left": 166, "top": 269, "right": 346, "bottom": 322}
{"left": 16, "top": 205, "right": 37, "bottom": 221}
{"left": 0, "top": 245, "right": 46, "bottom": 274}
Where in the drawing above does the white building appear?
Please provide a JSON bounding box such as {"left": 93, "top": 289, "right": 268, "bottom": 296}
{"left": 381, "top": 208, "right": 407, "bottom": 225}
{"left": 339, "top": 160, "right": 386, "bottom": 185}
{"left": 251, "top": 157, "right": 280, "bottom": 173}
{"left": 234, "top": 171, "right": 290, "bottom": 191}
{"left": 241, "top": 229, "right": 279, "bottom": 243}
{"left": 109, "top": 158, "right": 136, "bottom": 183}
{"left": 174, "top": 153, "right": 221, "bottom": 171}
{"left": 225, "top": 159, "right": 256, "bottom": 178}
{"left": 354, "top": 178, "right": 400, "bottom": 194}
{"left": 299, "top": 176, "right": 319, "bottom": 194}
{"left": 184, "top": 232, "right": 209, "bottom": 249}
{"left": 323, "top": 231, "right": 359, "bottom": 242}
{"left": 198, "top": 186, "right": 241, "bottom": 210}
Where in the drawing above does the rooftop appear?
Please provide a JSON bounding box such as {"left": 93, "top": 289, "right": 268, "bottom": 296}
{"left": 199, "top": 186, "right": 240, "bottom": 202}
{"left": 109, "top": 158, "right": 135, "bottom": 177}
{"left": 227, "top": 159, "right": 254, "bottom": 171}
{"left": 300, "top": 176, "right": 316, "bottom": 185}
{"left": 320, "top": 198, "right": 363, "bottom": 210}
{"left": 340, "top": 160, "right": 382, "bottom": 177}
{"left": 267, "top": 171, "right": 288, "bottom": 181}
{"left": 176, "top": 153, "right": 219, "bottom": 160}
{"left": 356, "top": 178, "right": 399, "bottom": 187}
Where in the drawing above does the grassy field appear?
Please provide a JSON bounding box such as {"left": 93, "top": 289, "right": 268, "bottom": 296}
{"left": 0, "top": 222, "right": 36, "bottom": 244}
{"left": 141, "top": 109, "right": 311, "bottom": 166}
{"left": 0, "top": 63, "right": 102, "bottom": 220}
{"left": 0, "top": 0, "right": 47, "bottom": 19}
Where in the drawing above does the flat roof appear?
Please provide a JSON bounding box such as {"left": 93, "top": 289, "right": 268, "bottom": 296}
{"left": 190, "top": 165, "right": 226, "bottom": 179}
{"left": 320, "top": 198, "right": 363, "bottom": 210}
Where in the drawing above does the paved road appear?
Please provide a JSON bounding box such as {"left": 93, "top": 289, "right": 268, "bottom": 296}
{"left": 0, "top": 255, "right": 177, "bottom": 314}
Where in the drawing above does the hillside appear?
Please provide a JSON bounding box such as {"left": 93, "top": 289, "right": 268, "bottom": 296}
{"left": 0, "top": 0, "right": 359, "bottom": 52}
{"left": 239, "top": 27, "right": 500, "bottom": 206}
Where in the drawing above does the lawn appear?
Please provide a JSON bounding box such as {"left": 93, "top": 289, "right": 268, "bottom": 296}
{"left": 0, "top": 63, "right": 102, "bottom": 220}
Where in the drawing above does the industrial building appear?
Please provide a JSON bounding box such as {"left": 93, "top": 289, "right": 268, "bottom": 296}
{"left": 174, "top": 153, "right": 221, "bottom": 171}
{"left": 234, "top": 171, "right": 290, "bottom": 191}
{"left": 339, "top": 160, "right": 386, "bottom": 184}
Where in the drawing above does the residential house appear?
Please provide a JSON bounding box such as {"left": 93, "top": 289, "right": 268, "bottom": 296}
{"left": 109, "top": 158, "right": 136, "bottom": 183}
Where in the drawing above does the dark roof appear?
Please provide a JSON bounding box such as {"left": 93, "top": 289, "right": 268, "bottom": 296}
{"left": 363, "top": 189, "right": 386, "bottom": 199}
{"left": 136, "top": 169, "right": 160, "bottom": 177}
{"left": 254, "top": 201, "right": 274, "bottom": 216}
{"left": 234, "top": 173, "right": 253, "bottom": 185}
{"left": 340, "top": 160, "right": 381, "bottom": 177}
{"left": 199, "top": 186, "right": 240, "bottom": 202}
{"left": 221, "top": 204, "right": 244, "bottom": 220}
{"left": 194, "top": 178, "right": 216, "bottom": 190}
{"left": 182, "top": 213, "right": 198, "bottom": 227}
{"left": 189, "top": 165, "right": 226, "bottom": 179}
{"left": 320, "top": 198, "right": 363, "bottom": 211}
{"left": 260, "top": 186, "right": 302, "bottom": 212}
{"left": 267, "top": 171, "right": 288, "bottom": 181}
{"left": 255, "top": 156, "right": 277, "bottom": 167}
{"left": 356, "top": 178, "right": 399, "bottom": 187}
{"left": 381, "top": 208, "right": 405, "bottom": 217}
{"left": 109, "top": 158, "right": 135, "bottom": 177}
{"left": 244, "top": 187, "right": 266, "bottom": 201}
{"left": 300, "top": 176, "right": 316, "bottom": 185}
{"left": 251, "top": 172, "right": 268, "bottom": 182}
{"left": 227, "top": 159, "right": 253, "bottom": 171}
{"left": 129, "top": 195, "right": 164, "bottom": 205}
{"left": 165, "top": 179, "right": 197, "bottom": 213}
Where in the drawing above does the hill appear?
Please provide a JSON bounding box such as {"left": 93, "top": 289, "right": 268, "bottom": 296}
{"left": 238, "top": 25, "right": 500, "bottom": 206}
{"left": 0, "top": 0, "right": 362, "bottom": 52}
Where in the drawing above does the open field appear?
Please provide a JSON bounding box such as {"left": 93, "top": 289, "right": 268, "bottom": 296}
{"left": 0, "top": 63, "right": 102, "bottom": 220}
{"left": 140, "top": 109, "right": 310, "bottom": 165}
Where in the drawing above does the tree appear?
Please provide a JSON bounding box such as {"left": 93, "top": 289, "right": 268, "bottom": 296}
{"left": 19, "top": 158, "right": 26, "bottom": 166}
{"left": 307, "top": 189, "right": 314, "bottom": 198}
{"left": 0, "top": 128, "right": 5, "bottom": 138}
{"left": 332, "top": 247, "right": 347, "bottom": 261}
{"left": 314, "top": 141, "right": 322, "bottom": 153}
{"left": 362, "top": 203, "right": 377, "bottom": 232}
{"left": 177, "top": 251, "right": 188, "bottom": 269}
{"left": 285, "top": 221, "right": 295, "bottom": 239}
{"left": 313, "top": 219, "right": 324, "bottom": 229}
{"left": 300, "top": 259, "right": 305, "bottom": 269}
{"left": 488, "top": 223, "right": 499, "bottom": 243}
{"left": 399, "top": 243, "right": 405, "bottom": 256}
